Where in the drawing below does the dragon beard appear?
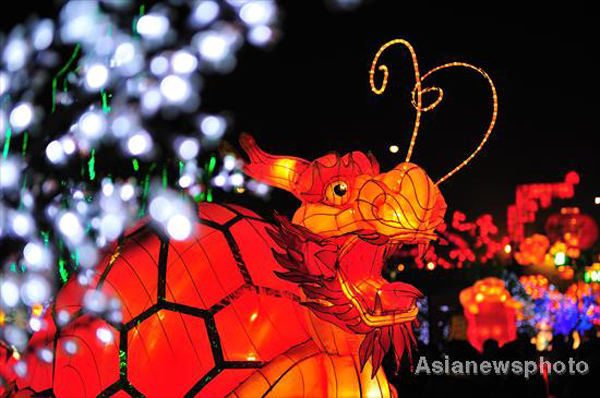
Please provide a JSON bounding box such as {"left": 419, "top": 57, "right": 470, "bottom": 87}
{"left": 266, "top": 213, "right": 419, "bottom": 378}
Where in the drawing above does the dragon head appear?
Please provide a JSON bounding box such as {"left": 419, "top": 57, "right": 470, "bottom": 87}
{"left": 238, "top": 38, "right": 497, "bottom": 376}
{"left": 239, "top": 133, "right": 445, "bottom": 375}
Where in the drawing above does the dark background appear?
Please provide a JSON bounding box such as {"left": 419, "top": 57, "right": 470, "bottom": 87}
{"left": 3, "top": 0, "right": 596, "bottom": 232}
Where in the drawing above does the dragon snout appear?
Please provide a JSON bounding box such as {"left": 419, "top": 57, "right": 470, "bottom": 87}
{"left": 375, "top": 281, "right": 424, "bottom": 314}
{"left": 357, "top": 162, "right": 447, "bottom": 240}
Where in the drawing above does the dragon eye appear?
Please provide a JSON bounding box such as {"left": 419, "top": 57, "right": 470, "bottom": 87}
{"left": 333, "top": 182, "right": 348, "bottom": 196}
{"left": 325, "top": 180, "right": 350, "bottom": 206}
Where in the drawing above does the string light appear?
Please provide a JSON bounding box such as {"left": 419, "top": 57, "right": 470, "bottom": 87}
{"left": 369, "top": 40, "right": 498, "bottom": 184}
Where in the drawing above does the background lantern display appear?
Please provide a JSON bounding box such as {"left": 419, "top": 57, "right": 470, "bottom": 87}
{"left": 519, "top": 275, "right": 549, "bottom": 299}
{"left": 459, "top": 277, "right": 522, "bottom": 352}
{"left": 545, "top": 208, "right": 598, "bottom": 251}
{"left": 514, "top": 234, "right": 550, "bottom": 266}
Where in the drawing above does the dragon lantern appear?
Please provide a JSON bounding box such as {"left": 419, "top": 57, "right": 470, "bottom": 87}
{"left": 1, "top": 39, "right": 497, "bottom": 398}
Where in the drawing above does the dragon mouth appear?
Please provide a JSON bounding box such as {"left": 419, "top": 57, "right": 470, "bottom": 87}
{"left": 337, "top": 234, "right": 425, "bottom": 327}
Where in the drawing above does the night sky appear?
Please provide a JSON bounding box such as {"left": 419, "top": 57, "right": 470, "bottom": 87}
{"left": 4, "top": 0, "right": 595, "bottom": 231}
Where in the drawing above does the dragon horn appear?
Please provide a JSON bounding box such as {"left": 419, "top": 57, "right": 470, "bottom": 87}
{"left": 239, "top": 133, "right": 310, "bottom": 195}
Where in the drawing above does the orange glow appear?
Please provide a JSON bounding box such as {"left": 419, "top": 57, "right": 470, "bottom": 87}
{"left": 520, "top": 275, "right": 549, "bottom": 299}
{"left": 32, "top": 303, "right": 43, "bottom": 317}
{"left": 514, "top": 234, "right": 550, "bottom": 266}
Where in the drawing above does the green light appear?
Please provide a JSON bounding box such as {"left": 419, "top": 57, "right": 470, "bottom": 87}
{"left": 132, "top": 158, "right": 139, "bottom": 171}
{"left": 51, "top": 44, "right": 81, "bottom": 113}
{"left": 88, "top": 149, "right": 96, "bottom": 180}
{"left": 208, "top": 156, "right": 216, "bottom": 174}
{"left": 59, "top": 258, "right": 68, "bottom": 283}
{"left": 2, "top": 127, "right": 12, "bottom": 159}
{"left": 101, "top": 89, "right": 112, "bottom": 113}
{"left": 21, "top": 132, "right": 28, "bottom": 157}
{"left": 119, "top": 349, "right": 127, "bottom": 377}
{"left": 162, "top": 166, "right": 168, "bottom": 188}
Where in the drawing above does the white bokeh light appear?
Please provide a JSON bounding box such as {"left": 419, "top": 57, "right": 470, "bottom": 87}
{"left": 32, "top": 19, "right": 55, "bottom": 50}
{"left": 248, "top": 25, "right": 273, "bottom": 47}
{"left": 21, "top": 276, "right": 50, "bottom": 306}
{"left": 167, "top": 214, "right": 192, "bottom": 241}
{"left": 192, "top": 1, "right": 220, "bottom": 26}
{"left": 1, "top": 280, "right": 20, "bottom": 307}
{"left": 240, "top": 2, "right": 276, "bottom": 26}
{"left": 149, "top": 196, "right": 173, "bottom": 222}
{"left": 23, "top": 242, "right": 49, "bottom": 270}
{"left": 120, "top": 184, "right": 135, "bottom": 201}
{"left": 179, "top": 174, "right": 193, "bottom": 188}
{"left": 63, "top": 339, "right": 78, "bottom": 355}
{"left": 150, "top": 55, "right": 169, "bottom": 76}
{"left": 141, "top": 88, "right": 162, "bottom": 114}
{"left": 160, "top": 75, "right": 191, "bottom": 103}
{"left": 46, "top": 140, "right": 66, "bottom": 164}
{"left": 197, "top": 32, "right": 229, "bottom": 62}
{"left": 213, "top": 174, "right": 226, "bottom": 187}
{"left": 96, "top": 327, "right": 114, "bottom": 344}
{"left": 200, "top": 115, "right": 226, "bottom": 139}
{"left": 113, "top": 41, "right": 136, "bottom": 68}
{"left": 229, "top": 173, "right": 244, "bottom": 187}
{"left": 58, "top": 212, "right": 84, "bottom": 244}
{"left": 223, "top": 155, "right": 236, "bottom": 171}
{"left": 100, "top": 213, "right": 123, "bottom": 240}
{"left": 60, "top": 137, "right": 76, "bottom": 155}
{"left": 3, "top": 38, "right": 29, "bottom": 71}
{"left": 29, "top": 318, "right": 43, "bottom": 333}
{"left": 79, "top": 111, "right": 107, "bottom": 139}
{"left": 85, "top": 64, "right": 109, "bottom": 90}
{"left": 0, "top": 158, "right": 20, "bottom": 189}
{"left": 12, "top": 213, "right": 33, "bottom": 237}
{"left": 136, "top": 14, "right": 169, "bottom": 39}
{"left": 177, "top": 138, "right": 200, "bottom": 160}
{"left": 10, "top": 103, "right": 34, "bottom": 131}
{"left": 0, "top": 72, "right": 9, "bottom": 95}
{"left": 127, "top": 130, "right": 152, "bottom": 155}
{"left": 171, "top": 50, "right": 198, "bottom": 74}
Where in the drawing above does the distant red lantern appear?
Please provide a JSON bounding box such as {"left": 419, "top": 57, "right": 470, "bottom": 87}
{"left": 545, "top": 208, "right": 598, "bottom": 250}
{"left": 459, "top": 278, "right": 521, "bottom": 352}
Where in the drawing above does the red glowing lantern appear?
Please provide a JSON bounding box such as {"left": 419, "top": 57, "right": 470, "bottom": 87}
{"left": 459, "top": 278, "right": 521, "bottom": 352}
{"left": 545, "top": 207, "right": 598, "bottom": 251}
